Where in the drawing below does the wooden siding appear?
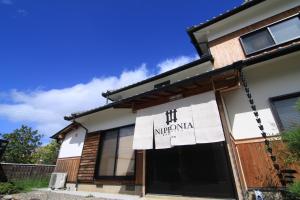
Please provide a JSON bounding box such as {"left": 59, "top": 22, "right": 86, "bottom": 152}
{"left": 54, "top": 157, "right": 81, "bottom": 183}
{"left": 235, "top": 139, "right": 300, "bottom": 189}
{"left": 77, "top": 132, "right": 100, "bottom": 183}
{"left": 209, "top": 6, "right": 300, "bottom": 68}
{"left": 135, "top": 150, "right": 144, "bottom": 185}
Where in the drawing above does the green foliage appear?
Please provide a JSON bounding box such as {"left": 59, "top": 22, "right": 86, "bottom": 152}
{"left": 0, "top": 178, "right": 50, "bottom": 194}
{"left": 282, "top": 127, "right": 300, "bottom": 162}
{"left": 281, "top": 99, "right": 300, "bottom": 163}
{"left": 297, "top": 99, "right": 300, "bottom": 111}
{"left": 1, "top": 125, "right": 42, "bottom": 163}
{"left": 287, "top": 181, "right": 300, "bottom": 198}
{"left": 31, "top": 140, "right": 60, "bottom": 164}
{"left": 13, "top": 178, "right": 49, "bottom": 192}
{"left": 0, "top": 182, "right": 19, "bottom": 195}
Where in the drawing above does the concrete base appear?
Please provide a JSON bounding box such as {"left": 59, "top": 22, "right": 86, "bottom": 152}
{"left": 245, "top": 190, "right": 283, "bottom": 200}
{"left": 77, "top": 183, "right": 142, "bottom": 196}
{"left": 38, "top": 188, "right": 140, "bottom": 200}
{"left": 65, "top": 183, "right": 76, "bottom": 191}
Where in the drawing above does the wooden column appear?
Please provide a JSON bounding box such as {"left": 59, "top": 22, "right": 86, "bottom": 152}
{"left": 216, "top": 91, "right": 245, "bottom": 199}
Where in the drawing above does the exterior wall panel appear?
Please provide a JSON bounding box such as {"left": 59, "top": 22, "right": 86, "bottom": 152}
{"left": 58, "top": 127, "right": 86, "bottom": 158}
{"left": 235, "top": 140, "right": 281, "bottom": 188}
{"left": 236, "top": 139, "right": 300, "bottom": 188}
{"left": 77, "top": 132, "right": 100, "bottom": 183}
{"left": 222, "top": 52, "right": 300, "bottom": 140}
{"left": 54, "top": 157, "right": 81, "bottom": 183}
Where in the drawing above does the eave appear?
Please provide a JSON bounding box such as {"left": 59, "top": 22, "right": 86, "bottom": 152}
{"left": 65, "top": 42, "right": 300, "bottom": 121}
{"left": 102, "top": 54, "right": 213, "bottom": 98}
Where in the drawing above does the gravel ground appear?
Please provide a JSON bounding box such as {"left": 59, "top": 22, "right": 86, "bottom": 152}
{"left": 1, "top": 191, "right": 113, "bottom": 200}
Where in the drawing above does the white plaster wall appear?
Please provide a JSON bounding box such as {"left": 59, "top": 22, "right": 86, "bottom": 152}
{"left": 58, "top": 127, "right": 86, "bottom": 158}
{"left": 77, "top": 108, "right": 136, "bottom": 133}
{"left": 194, "top": 0, "right": 300, "bottom": 42}
{"left": 222, "top": 52, "right": 300, "bottom": 139}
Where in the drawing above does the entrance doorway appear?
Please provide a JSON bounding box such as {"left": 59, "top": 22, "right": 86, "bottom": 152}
{"left": 146, "top": 142, "right": 236, "bottom": 198}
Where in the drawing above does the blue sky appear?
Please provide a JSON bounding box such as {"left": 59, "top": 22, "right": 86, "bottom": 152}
{"left": 0, "top": 0, "right": 242, "bottom": 143}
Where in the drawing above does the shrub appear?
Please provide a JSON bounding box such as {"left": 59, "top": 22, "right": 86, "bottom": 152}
{"left": 282, "top": 126, "right": 300, "bottom": 163}
{"left": 287, "top": 181, "right": 300, "bottom": 198}
{"left": 0, "top": 182, "right": 19, "bottom": 195}
{"left": 281, "top": 99, "right": 300, "bottom": 163}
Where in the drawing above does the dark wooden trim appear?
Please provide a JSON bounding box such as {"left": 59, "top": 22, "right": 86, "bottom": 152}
{"left": 269, "top": 91, "right": 300, "bottom": 131}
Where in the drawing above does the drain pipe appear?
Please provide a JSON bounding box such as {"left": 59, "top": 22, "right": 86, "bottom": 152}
{"left": 72, "top": 119, "right": 88, "bottom": 191}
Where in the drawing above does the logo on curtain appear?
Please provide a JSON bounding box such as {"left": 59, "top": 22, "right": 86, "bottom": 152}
{"left": 166, "top": 109, "right": 177, "bottom": 125}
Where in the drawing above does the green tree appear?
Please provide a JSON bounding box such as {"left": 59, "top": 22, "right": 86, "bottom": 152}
{"left": 31, "top": 140, "right": 60, "bottom": 164}
{"left": 0, "top": 125, "right": 42, "bottom": 163}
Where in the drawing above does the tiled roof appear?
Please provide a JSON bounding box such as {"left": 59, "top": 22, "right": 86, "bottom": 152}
{"left": 187, "top": 0, "right": 266, "bottom": 33}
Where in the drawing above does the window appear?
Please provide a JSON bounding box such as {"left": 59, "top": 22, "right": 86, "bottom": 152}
{"left": 270, "top": 92, "right": 300, "bottom": 131}
{"left": 240, "top": 15, "right": 300, "bottom": 55}
{"left": 97, "top": 125, "right": 135, "bottom": 179}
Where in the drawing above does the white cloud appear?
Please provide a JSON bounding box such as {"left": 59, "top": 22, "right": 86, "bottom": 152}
{"left": 0, "top": 64, "right": 149, "bottom": 138}
{"left": 0, "top": 54, "right": 197, "bottom": 141}
{"left": 1, "top": 0, "right": 13, "bottom": 5}
{"left": 157, "top": 54, "right": 199, "bottom": 73}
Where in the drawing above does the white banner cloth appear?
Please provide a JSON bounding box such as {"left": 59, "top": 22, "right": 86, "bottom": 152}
{"left": 133, "top": 91, "right": 225, "bottom": 149}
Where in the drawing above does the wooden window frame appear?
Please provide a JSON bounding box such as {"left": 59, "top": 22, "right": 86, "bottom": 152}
{"left": 269, "top": 91, "right": 300, "bottom": 132}
{"left": 240, "top": 13, "right": 300, "bottom": 56}
{"left": 94, "top": 124, "right": 137, "bottom": 181}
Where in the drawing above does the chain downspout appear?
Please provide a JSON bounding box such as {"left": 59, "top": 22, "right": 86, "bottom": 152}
{"left": 239, "top": 68, "right": 285, "bottom": 187}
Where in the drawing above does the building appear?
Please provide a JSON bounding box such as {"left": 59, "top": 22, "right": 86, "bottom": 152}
{"left": 51, "top": 0, "right": 300, "bottom": 199}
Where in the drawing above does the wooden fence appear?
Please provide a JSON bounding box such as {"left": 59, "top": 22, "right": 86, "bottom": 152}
{"left": 0, "top": 163, "right": 55, "bottom": 181}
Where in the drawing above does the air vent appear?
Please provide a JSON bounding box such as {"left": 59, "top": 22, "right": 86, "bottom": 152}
{"left": 154, "top": 80, "right": 170, "bottom": 89}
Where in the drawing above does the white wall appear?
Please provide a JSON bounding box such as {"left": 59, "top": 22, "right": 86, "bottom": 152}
{"left": 58, "top": 127, "right": 86, "bottom": 158}
{"left": 77, "top": 108, "right": 136, "bottom": 133}
{"left": 222, "top": 52, "right": 300, "bottom": 139}
{"left": 58, "top": 108, "right": 135, "bottom": 158}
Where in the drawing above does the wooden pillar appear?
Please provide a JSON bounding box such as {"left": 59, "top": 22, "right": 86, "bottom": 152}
{"left": 216, "top": 91, "right": 245, "bottom": 200}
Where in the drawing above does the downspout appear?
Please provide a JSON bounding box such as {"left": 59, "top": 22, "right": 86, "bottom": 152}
{"left": 72, "top": 119, "right": 88, "bottom": 190}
